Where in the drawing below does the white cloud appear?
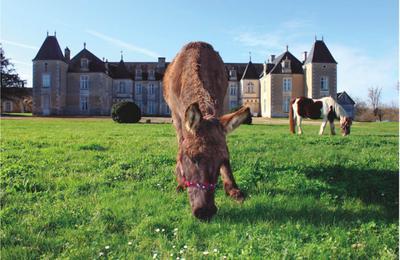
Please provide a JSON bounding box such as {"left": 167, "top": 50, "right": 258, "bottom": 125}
{"left": 1, "top": 40, "right": 38, "bottom": 50}
{"left": 332, "top": 44, "right": 398, "bottom": 103}
{"left": 86, "top": 29, "right": 160, "bottom": 59}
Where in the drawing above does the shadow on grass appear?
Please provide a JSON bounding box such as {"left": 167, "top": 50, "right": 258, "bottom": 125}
{"left": 220, "top": 166, "right": 398, "bottom": 225}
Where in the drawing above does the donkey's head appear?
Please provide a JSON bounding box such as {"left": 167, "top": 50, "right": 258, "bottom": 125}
{"left": 340, "top": 117, "right": 352, "bottom": 136}
{"left": 180, "top": 103, "right": 250, "bottom": 221}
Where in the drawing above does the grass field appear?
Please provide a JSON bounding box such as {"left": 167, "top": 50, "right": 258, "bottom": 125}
{"left": 0, "top": 118, "right": 398, "bottom": 259}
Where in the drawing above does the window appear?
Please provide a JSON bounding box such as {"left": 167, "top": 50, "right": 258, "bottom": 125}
{"left": 281, "top": 58, "right": 291, "bottom": 73}
{"left": 230, "top": 100, "right": 237, "bottom": 110}
{"left": 42, "top": 74, "right": 50, "bottom": 88}
{"left": 247, "top": 82, "right": 254, "bottom": 93}
{"left": 81, "top": 58, "right": 88, "bottom": 69}
{"left": 230, "top": 85, "right": 236, "bottom": 96}
{"left": 135, "top": 83, "right": 142, "bottom": 95}
{"left": 44, "top": 63, "right": 48, "bottom": 72}
{"left": 148, "top": 84, "right": 155, "bottom": 95}
{"left": 80, "top": 96, "right": 88, "bottom": 111}
{"left": 148, "top": 69, "right": 155, "bottom": 80}
{"left": 229, "top": 69, "right": 236, "bottom": 78}
{"left": 80, "top": 75, "right": 89, "bottom": 89}
{"left": 119, "top": 81, "right": 126, "bottom": 93}
{"left": 4, "top": 101, "right": 12, "bottom": 112}
{"left": 283, "top": 78, "right": 292, "bottom": 92}
{"left": 135, "top": 68, "right": 142, "bottom": 80}
{"left": 321, "top": 76, "right": 329, "bottom": 91}
{"left": 148, "top": 101, "right": 156, "bottom": 114}
{"left": 283, "top": 96, "right": 290, "bottom": 113}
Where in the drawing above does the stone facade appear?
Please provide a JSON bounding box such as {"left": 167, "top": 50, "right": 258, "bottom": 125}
{"left": 32, "top": 34, "right": 339, "bottom": 117}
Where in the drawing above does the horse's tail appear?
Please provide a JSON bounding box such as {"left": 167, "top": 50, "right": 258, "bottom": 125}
{"left": 289, "top": 98, "right": 296, "bottom": 134}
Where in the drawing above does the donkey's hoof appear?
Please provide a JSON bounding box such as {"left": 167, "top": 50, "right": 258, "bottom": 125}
{"left": 229, "top": 189, "right": 245, "bottom": 203}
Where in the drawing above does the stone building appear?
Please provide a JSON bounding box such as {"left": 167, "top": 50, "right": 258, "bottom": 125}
{"left": 1, "top": 87, "right": 32, "bottom": 113}
{"left": 32, "top": 34, "right": 340, "bottom": 117}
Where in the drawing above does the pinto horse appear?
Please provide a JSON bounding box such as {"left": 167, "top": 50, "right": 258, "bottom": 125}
{"left": 163, "top": 42, "right": 251, "bottom": 221}
{"left": 289, "top": 96, "right": 352, "bottom": 136}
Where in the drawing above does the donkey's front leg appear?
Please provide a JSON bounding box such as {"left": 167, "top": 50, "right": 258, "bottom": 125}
{"left": 220, "top": 160, "right": 245, "bottom": 203}
{"left": 319, "top": 119, "right": 328, "bottom": 135}
{"left": 175, "top": 150, "right": 186, "bottom": 192}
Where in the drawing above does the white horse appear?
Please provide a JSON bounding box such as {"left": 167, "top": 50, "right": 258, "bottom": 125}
{"left": 289, "top": 96, "right": 352, "bottom": 136}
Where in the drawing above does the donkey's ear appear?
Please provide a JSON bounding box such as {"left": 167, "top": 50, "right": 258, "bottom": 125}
{"left": 220, "top": 106, "right": 251, "bottom": 134}
{"left": 185, "top": 103, "right": 202, "bottom": 133}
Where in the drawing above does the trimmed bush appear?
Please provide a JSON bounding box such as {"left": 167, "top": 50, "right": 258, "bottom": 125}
{"left": 111, "top": 101, "right": 141, "bottom": 123}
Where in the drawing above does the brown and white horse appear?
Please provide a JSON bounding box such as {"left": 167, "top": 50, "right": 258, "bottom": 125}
{"left": 289, "top": 96, "right": 352, "bottom": 136}
{"left": 163, "top": 42, "right": 251, "bottom": 221}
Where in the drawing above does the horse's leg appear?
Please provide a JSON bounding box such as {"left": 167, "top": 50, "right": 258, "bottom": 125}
{"left": 220, "top": 160, "right": 245, "bottom": 202}
{"left": 297, "top": 116, "right": 303, "bottom": 135}
{"left": 319, "top": 119, "right": 327, "bottom": 135}
{"left": 329, "top": 121, "right": 336, "bottom": 135}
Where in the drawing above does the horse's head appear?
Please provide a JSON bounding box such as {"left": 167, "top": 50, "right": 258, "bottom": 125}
{"left": 340, "top": 117, "right": 352, "bottom": 136}
{"left": 180, "top": 103, "right": 250, "bottom": 221}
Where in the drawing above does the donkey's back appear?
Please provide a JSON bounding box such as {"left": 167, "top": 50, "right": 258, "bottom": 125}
{"left": 163, "top": 42, "right": 227, "bottom": 119}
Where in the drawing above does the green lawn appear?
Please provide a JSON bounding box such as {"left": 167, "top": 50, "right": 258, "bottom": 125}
{"left": 0, "top": 118, "right": 398, "bottom": 259}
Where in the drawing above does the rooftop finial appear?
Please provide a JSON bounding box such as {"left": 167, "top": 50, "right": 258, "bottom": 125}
{"left": 286, "top": 45, "right": 289, "bottom": 52}
{"left": 315, "top": 34, "right": 317, "bottom": 41}
{"left": 322, "top": 35, "right": 324, "bottom": 41}
{"left": 249, "top": 51, "right": 251, "bottom": 62}
{"left": 120, "top": 50, "right": 123, "bottom": 61}
{"left": 47, "top": 30, "right": 49, "bottom": 37}
{"left": 84, "top": 42, "right": 86, "bottom": 49}
{"left": 54, "top": 31, "right": 56, "bottom": 37}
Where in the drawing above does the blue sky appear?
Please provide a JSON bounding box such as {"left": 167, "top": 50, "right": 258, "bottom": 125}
{"left": 1, "top": 0, "right": 398, "bottom": 103}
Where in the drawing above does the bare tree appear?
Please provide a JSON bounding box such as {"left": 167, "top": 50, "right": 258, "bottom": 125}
{"left": 368, "top": 87, "right": 383, "bottom": 121}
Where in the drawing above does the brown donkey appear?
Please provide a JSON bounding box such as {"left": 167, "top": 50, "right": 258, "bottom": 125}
{"left": 163, "top": 42, "right": 251, "bottom": 220}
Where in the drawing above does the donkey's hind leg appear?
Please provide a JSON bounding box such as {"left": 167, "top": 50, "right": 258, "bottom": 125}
{"left": 297, "top": 116, "right": 303, "bottom": 135}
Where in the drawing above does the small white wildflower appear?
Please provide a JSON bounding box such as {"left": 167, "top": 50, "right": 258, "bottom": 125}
{"left": 223, "top": 256, "right": 227, "bottom": 259}
{"left": 174, "top": 228, "right": 178, "bottom": 232}
{"left": 203, "top": 251, "right": 209, "bottom": 255}
{"left": 128, "top": 241, "right": 132, "bottom": 245}
{"left": 153, "top": 253, "right": 158, "bottom": 259}
{"left": 213, "top": 248, "right": 218, "bottom": 253}
{"left": 105, "top": 245, "right": 110, "bottom": 250}
{"left": 99, "top": 252, "right": 104, "bottom": 256}
{"left": 170, "top": 253, "right": 174, "bottom": 256}
{"left": 161, "top": 228, "right": 165, "bottom": 232}
{"left": 155, "top": 228, "right": 160, "bottom": 232}
{"left": 184, "top": 245, "right": 188, "bottom": 249}
{"left": 176, "top": 257, "right": 180, "bottom": 260}
{"left": 172, "top": 245, "right": 176, "bottom": 249}
{"left": 179, "top": 249, "right": 184, "bottom": 254}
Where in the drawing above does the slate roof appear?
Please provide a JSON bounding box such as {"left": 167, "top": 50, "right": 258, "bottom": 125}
{"left": 109, "top": 60, "right": 131, "bottom": 79}
{"left": 68, "top": 48, "right": 106, "bottom": 73}
{"left": 305, "top": 40, "right": 337, "bottom": 64}
{"left": 337, "top": 91, "right": 355, "bottom": 105}
{"left": 1, "top": 87, "right": 32, "bottom": 101}
{"left": 269, "top": 51, "right": 304, "bottom": 74}
{"left": 33, "top": 36, "right": 66, "bottom": 62}
{"left": 241, "top": 61, "right": 260, "bottom": 79}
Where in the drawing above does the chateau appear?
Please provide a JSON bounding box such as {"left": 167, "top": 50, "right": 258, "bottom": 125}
{"left": 32, "top": 34, "right": 338, "bottom": 117}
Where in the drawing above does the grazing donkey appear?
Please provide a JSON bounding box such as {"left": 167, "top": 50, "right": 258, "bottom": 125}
{"left": 289, "top": 96, "right": 352, "bottom": 136}
{"left": 163, "top": 42, "right": 251, "bottom": 220}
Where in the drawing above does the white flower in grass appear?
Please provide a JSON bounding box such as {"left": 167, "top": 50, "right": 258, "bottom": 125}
{"left": 183, "top": 245, "right": 188, "bottom": 249}
{"left": 172, "top": 245, "right": 176, "bottom": 249}
{"left": 179, "top": 249, "right": 184, "bottom": 254}
{"left": 170, "top": 253, "right": 174, "bottom": 256}
{"left": 174, "top": 228, "right": 178, "bottom": 232}
{"left": 223, "top": 256, "right": 227, "bottom": 259}
{"left": 128, "top": 241, "right": 132, "bottom": 245}
{"left": 176, "top": 257, "right": 180, "bottom": 260}
{"left": 153, "top": 253, "right": 158, "bottom": 259}
{"left": 161, "top": 228, "right": 165, "bottom": 232}
{"left": 203, "top": 251, "right": 209, "bottom": 255}
{"left": 213, "top": 248, "right": 218, "bottom": 253}
{"left": 99, "top": 252, "right": 104, "bottom": 256}
{"left": 105, "top": 245, "right": 110, "bottom": 250}
{"left": 155, "top": 228, "right": 160, "bottom": 232}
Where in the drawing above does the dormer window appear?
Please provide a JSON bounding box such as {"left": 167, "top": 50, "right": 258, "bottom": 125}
{"left": 229, "top": 69, "right": 237, "bottom": 79}
{"left": 135, "top": 68, "right": 142, "bottom": 80}
{"left": 148, "top": 69, "right": 155, "bottom": 80}
{"left": 81, "top": 58, "right": 89, "bottom": 69}
{"left": 119, "top": 81, "right": 126, "bottom": 93}
{"left": 281, "top": 58, "right": 291, "bottom": 73}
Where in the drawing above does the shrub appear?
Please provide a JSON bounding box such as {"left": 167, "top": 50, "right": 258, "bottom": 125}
{"left": 111, "top": 101, "right": 141, "bottom": 123}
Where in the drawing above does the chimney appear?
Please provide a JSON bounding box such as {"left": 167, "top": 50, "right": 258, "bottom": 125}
{"left": 303, "top": 51, "right": 308, "bottom": 62}
{"left": 157, "top": 57, "right": 166, "bottom": 68}
{"left": 64, "top": 47, "right": 70, "bottom": 61}
{"left": 270, "top": 55, "right": 276, "bottom": 62}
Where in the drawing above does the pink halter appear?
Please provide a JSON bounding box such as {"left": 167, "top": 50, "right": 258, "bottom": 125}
{"left": 179, "top": 163, "right": 217, "bottom": 191}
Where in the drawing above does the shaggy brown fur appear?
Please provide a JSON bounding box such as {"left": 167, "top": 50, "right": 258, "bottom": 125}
{"left": 163, "top": 42, "right": 250, "bottom": 220}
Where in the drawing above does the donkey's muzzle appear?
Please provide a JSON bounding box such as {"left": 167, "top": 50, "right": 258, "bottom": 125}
{"left": 193, "top": 205, "right": 217, "bottom": 221}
